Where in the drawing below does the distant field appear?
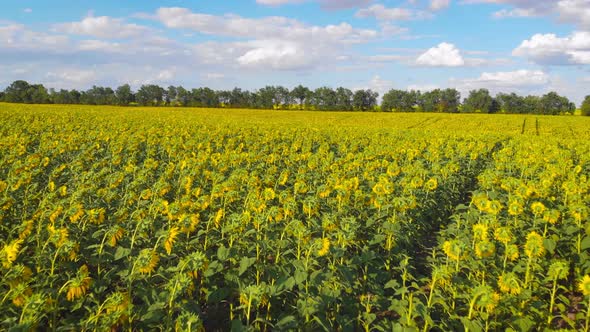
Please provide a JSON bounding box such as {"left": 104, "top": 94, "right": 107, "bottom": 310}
{"left": 1, "top": 103, "right": 589, "bottom": 331}
{"left": 3, "top": 103, "right": 589, "bottom": 136}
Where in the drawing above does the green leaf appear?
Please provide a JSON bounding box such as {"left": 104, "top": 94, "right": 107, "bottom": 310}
{"left": 384, "top": 279, "right": 399, "bottom": 289}
{"left": 276, "top": 315, "right": 297, "bottom": 329}
{"left": 217, "top": 245, "right": 230, "bottom": 261}
{"left": 239, "top": 257, "right": 256, "bottom": 276}
{"left": 230, "top": 319, "right": 245, "bottom": 332}
{"left": 581, "top": 236, "right": 590, "bottom": 250}
{"left": 543, "top": 238, "right": 556, "bottom": 254}
{"left": 294, "top": 269, "right": 307, "bottom": 286}
{"left": 114, "top": 247, "right": 131, "bottom": 260}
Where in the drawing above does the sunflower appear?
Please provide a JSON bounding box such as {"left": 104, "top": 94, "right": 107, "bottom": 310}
{"left": 11, "top": 283, "right": 32, "bottom": 307}
{"left": 475, "top": 241, "right": 495, "bottom": 259}
{"left": 164, "top": 226, "right": 180, "bottom": 255}
{"left": 547, "top": 261, "right": 569, "bottom": 281}
{"left": 524, "top": 231, "right": 545, "bottom": 258}
{"left": 494, "top": 227, "right": 512, "bottom": 244}
{"left": 214, "top": 209, "right": 224, "bottom": 227}
{"left": 472, "top": 192, "right": 489, "bottom": 212}
{"left": 487, "top": 200, "right": 503, "bottom": 215}
{"left": 66, "top": 265, "right": 92, "bottom": 301}
{"left": 424, "top": 178, "right": 438, "bottom": 191}
{"left": 136, "top": 249, "right": 159, "bottom": 275}
{"left": 508, "top": 201, "right": 524, "bottom": 216}
{"left": 505, "top": 244, "right": 520, "bottom": 261}
{"left": 530, "top": 202, "right": 546, "bottom": 216}
{"left": 579, "top": 275, "right": 590, "bottom": 296}
{"left": 543, "top": 209, "right": 560, "bottom": 224}
{"left": 498, "top": 272, "right": 521, "bottom": 295}
{"left": 2, "top": 239, "right": 24, "bottom": 268}
{"left": 263, "top": 187, "right": 276, "bottom": 201}
{"left": 442, "top": 240, "right": 464, "bottom": 261}
{"left": 317, "top": 238, "right": 331, "bottom": 257}
{"left": 69, "top": 204, "right": 85, "bottom": 223}
{"left": 473, "top": 224, "right": 489, "bottom": 242}
{"left": 108, "top": 226, "right": 125, "bottom": 247}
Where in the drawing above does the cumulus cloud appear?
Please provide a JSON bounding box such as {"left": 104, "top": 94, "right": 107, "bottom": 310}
{"left": 0, "top": 24, "right": 69, "bottom": 51}
{"left": 416, "top": 42, "right": 465, "bottom": 66}
{"left": 237, "top": 40, "right": 310, "bottom": 70}
{"left": 513, "top": 31, "right": 590, "bottom": 65}
{"left": 154, "top": 7, "right": 376, "bottom": 44}
{"left": 148, "top": 7, "right": 379, "bottom": 70}
{"left": 53, "top": 15, "right": 150, "bottom": 39}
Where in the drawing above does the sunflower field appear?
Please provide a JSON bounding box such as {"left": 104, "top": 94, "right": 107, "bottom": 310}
{"left": 1, "top": 103, "right": 589, "bottom": 331}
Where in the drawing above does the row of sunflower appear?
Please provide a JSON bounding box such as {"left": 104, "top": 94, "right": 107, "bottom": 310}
{"left": 0, "top": 104, "right": 588, "bottom": 331}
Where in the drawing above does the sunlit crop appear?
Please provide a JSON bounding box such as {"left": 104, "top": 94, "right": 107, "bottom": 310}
{"left": 0, "top": 103, "right": 589, "bottom": 330}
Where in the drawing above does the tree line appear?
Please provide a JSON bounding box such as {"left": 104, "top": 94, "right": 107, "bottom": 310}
{"left": 1, "top": 80, "right": 588, "bottom": 115}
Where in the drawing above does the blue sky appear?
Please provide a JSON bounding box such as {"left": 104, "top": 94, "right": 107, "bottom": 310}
{"left": 1, "top": 0, "right": 589, "bottom": 104}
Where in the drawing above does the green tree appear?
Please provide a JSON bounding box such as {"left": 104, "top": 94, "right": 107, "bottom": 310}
{"left": 115, "top": 84, "right": 134, "bottom": 106}
{"left": 256, "top": 86, "right": 276, "bottom": 109}
{"left": 291, "top": 85, "right": 311, "bottom": 110}
{"left": 335, "top": 87, "right": 353, "bottom": 111}
{"left": 275, "top": 86, "right": 291, "bottom": 109}
{"left": 312, "top": 87, "right": 337, "bottom": 111}
{"left": 581, "top": 95, "right": 590, "bottom": 116}
{"left": 4, "top": 80, "right": 31, "bottom": 103}
{"left": 176, "top": 86, "right": 190, "bottom": 106}
{"left": 539, "top": 92, "right": 574, "bottom": 115}
{"left": 463, "top": 89, "right": 493, "bottom": 113}
{"left": 496, "top": 93, "right": 525, "bottom": 114}
{"left": 165, "top": 86, "right": 178, "bottom": 106}
{"left": 418, "top": 89, "right": 439, "bottom": 112}
{"left": 382, "top": 89, "right": 418, "bottom": 112}
{"left": 136, "top": 84, "right": 165, "bottom": 106}
{"left": 353, "top": 89, "right": 378, "bottom": 112}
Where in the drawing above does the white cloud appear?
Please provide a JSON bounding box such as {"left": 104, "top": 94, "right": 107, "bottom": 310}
{"left": 467, "top": 0, "right": 590, "bottom": 28}
{"left": 355, "top": 4, "right": 430, "bottom": 21}
{"left": 46, "top": 69, "right": 97, "bottom": 84}
{"left": 237, "top": 40, "right": 310, "bottom": 70}
{"left": 513, "top": 31, "right": 590, "bottom": 65}
{"left": 0, "top": 24, "right": 69, "bottom": 51}
{"left": 154, "top": 7, "right": 376, "bottom": 44}
{"left": 556, "top": 0, "right": 590, "bottom": 29}
{"left": 416, "top": 42, "right": 465, "bottom": 66}
{"left": 451, "top": 69, "right": 551, "bottom": 100}
{"left": 53, "top": 15, "right": 150, "bottom": 39}
{"left": 470, "top": 69, "right": 549, "bottom": 86}
{"left": 353, "top": 75, "right": 394, "bottom": 100}
{"left": 24, "top": 8, "right": 32, "bottom": 14}
{"left": 430, "top": 0, "right": 451, "bottom": 11}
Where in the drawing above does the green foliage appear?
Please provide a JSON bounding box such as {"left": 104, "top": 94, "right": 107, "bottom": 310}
{"left": 0, "top": 104, "right": 589, "bottom": 330}
{"left": 463, "top": 88, "right": 494, "bottom": 113}
{"left": 581, "top": 95, "right": 590, "bottom": 116}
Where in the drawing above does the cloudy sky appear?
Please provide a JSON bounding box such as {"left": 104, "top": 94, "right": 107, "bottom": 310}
{"left": 1, "top": 0, "right": 589, "bottom": 104}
